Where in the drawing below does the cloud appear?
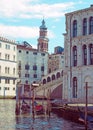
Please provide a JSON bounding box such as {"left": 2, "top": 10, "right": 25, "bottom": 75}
{"left": 0, "top": 0, "right": 75, "bottom": 19}
{"left": 0, "top": 24, "right": 55, "bottom": 40}
{"left": 0, "top": 24, "right": 39, "bottom": 38}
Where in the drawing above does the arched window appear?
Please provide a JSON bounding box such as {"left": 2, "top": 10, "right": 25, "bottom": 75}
{"left": 83, "top": 45, "right": 87, "bottom": 65}
{"left": 89, "top": 44, "right": 93, "bottom": 65}
{"left": 73, "top": 46, "right": 77, "bottom": 66}
{"left": 83, "top": 18, "right": 87, "bottom": 35}
{"left": 56, "top": 72, "right": 60, "bottom": 79}
{"left": 47, "top": 77, "right": 51, "bottom": 82}
{"left": 89, "top": 17, "right": 93, "bottom": 34}
{"left": 52, "top": 74, "right": 55, "bottom": 80}
{"left": 73, "top": 77, "right": 77, "bottom": 98}
{"left": 73, "top": 20, "right": 77, "bottom": 37}
{"left": 43, "top": 79, "right": 46, "bottom": 84}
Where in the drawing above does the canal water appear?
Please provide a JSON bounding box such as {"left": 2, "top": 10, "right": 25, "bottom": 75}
{"left": 0, "top": 99, "right": 85, "bottom": 130}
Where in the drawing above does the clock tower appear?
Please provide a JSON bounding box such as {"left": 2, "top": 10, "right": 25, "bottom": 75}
{"left": 37, "top": 19, "right": 49, "bottom": 52}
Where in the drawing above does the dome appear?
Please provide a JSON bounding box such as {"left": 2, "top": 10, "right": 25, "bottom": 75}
{"left": 40, "top": 19, "right": 47, "bottom": 29}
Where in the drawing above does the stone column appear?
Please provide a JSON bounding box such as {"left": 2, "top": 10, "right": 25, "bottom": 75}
{"left": 78, "top": 44, "right": 82, "bottom": 66}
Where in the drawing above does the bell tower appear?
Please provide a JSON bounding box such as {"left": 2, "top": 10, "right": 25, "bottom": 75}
{"left": 37, "top": 19, "right": 49, "bottom": 52}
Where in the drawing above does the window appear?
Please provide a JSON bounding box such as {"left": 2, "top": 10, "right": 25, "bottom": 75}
{"left": 0, "top": 42, "right": 1, "bottom": 48}
{"left": 13, "top": 80, "right": 15, "bottom": 84}
{"left": 56, "top": 72, "right": 60, "bottom": 78}
{"left": 5, "top": 44, "right": 10, "bottom": 50}
{"left": 8, "top": 67, "right": 10, "bottom": 74}
{"left": 19, "top": 50, "right": 21, "bottom": 53}
{"left": 13, "top": 88, "right": 15, "bottom": 90}
{"left": 89, "top": 17, "right": 93, "bottom": 34}
{"left": 73, "top": 46, "right": 77, "bottom": 66}
{"left": 52, "top": 75, "right": 55, "bottom": 80}
{"left": 0, "top": 66, "right": 1, "bottom": 73}
{"left": 83, "top": 45, "right": 87, "bottom": 65}
{"left": 83, "top": 18, "right": 87, "bottom": 35}
{"left": 33, "top": 65, "right": 37, "bottom": 70}
{"left": 13, "top": 55, "right": 15, "bottom": 61}
{"left": 25, "top": 80, "right": 28, "bottom": 84}
{"left": 25, "top": 73, "right": 30, "bottom": 77}
{"left": 5, "top": 67, "right": 10, "bottom": 74}
{"left": 25, "top": 64, "right": 29, "bottom": 70}
{"left": 5, "top": 54, "right": 7, "bottom": 60}
{"left": 26, "top": 51, "right": 29, "bottom": 54}
{"left": 89, "top": 44, "right": 93, "bottom": 65}
{"left": 13, "top": 68, "right": 15, "bottom": 75}
{"left": 5, "top": 67, "right": 7, "bottom": 73}
{"left": 5, "top": 79, "right": 10, "bottom": 84}
{"left": 14, "top": 46, "right": 15, "bottom": 51}
{"left": 33, "top": 74, "right": 37, "bottom": 78}
{"left": 0, "top": 53, "right": 1, "bottom": 59}
{"left": 73, "top": 77, "right": 77, "bottom": 98}
{"left": 33, "top": 52, "right": 37, "bottom": 55}
{"left": 73, "top": 20, "right": 77, "bottom": 37}
{"left": 47, "top": 77, "right": 51, "bottom": 82}
{"left": 7, "top": 55, "right": 10, "bottom": 60}
{"left": 43, "top": 79, "right": 46, "bottom": 84}
{"left": 18, "top": 61, "right": 21, "bottom": 70}
{"left": 41, "top": 53, "right": 45, "bottom": 56}
{"left": 5, "top": 54, "right": 10, "bottom": 60}
{"left": 4, "top": 87, "right": 7, "bottom": 90}
{"left": 41, "top": 66, "right": 44, "bottom": 71}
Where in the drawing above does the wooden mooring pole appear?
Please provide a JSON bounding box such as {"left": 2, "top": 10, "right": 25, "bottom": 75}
{"left": 32, "top": 86, "right": 35, "bottom": 119}
{"left": 85, "top": 82, "right": 88, "bottom": 130}
{"left": 47, "top": 89, "right": 51, "bottom": 117}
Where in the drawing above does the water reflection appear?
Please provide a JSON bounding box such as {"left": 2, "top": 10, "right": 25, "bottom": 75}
{"left": 0, "top": 99, "right": 85, "bottom": 130}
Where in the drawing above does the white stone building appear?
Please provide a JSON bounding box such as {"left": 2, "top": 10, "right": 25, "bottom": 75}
{"left": 0, "top": 37, "right": 18, "bottom": 97}
{"left": 63, "top": 5, "right": 93, "bottom": 103}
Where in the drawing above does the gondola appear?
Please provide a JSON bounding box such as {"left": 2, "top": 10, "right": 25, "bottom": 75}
{"left": 78, "top": 107, "right": 93, "bottom": 129}
{"left": 21, "top": 100, "right": 44, "bottom": 114}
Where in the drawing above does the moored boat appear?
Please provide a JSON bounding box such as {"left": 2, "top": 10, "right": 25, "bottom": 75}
{"left": 21, "top": 100, "right": 44, "bottom": 114}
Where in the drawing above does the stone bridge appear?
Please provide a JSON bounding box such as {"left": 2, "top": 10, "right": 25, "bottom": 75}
{"left": 35, "top": 69, "right": 63, "bottom": 99}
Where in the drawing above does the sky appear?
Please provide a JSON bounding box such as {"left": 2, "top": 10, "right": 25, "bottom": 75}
{"left": 0, "top": 0, "right": 93, "bottom": 53}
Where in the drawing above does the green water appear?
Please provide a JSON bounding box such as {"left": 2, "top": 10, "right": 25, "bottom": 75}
{"left": 0, "top": 99, "right": 85, "bottom": 130}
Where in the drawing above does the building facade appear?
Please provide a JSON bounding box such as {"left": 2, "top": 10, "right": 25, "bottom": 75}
{"left": 48, "top": 52, "right": 64, "bottom": 73}
{"left": 17, "top": 42, "right": 48, "bottom": 86}
{"left": 0, "top": 37, "right": 18, "bottom": 97}
{"left": 63, "top": 5, "right": 93, "bottom": 103}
